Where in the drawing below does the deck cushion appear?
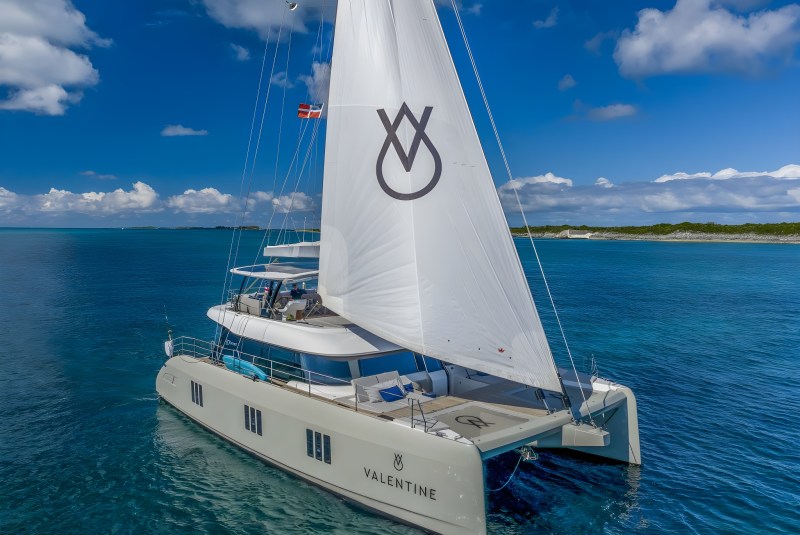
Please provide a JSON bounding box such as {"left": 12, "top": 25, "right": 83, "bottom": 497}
{"left": 379, "top": 384, "right": 406, "bottom": 402}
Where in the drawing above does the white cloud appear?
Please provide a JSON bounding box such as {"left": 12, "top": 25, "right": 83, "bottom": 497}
{"left": 467, "top": 3, "right": 483, "bottom": 16}
{"left": 272, "top": 192, "right": 313, "bottom": 213}
{"left": 534, "top": 7, "right": 559, "bottom": 29}
{"left": 0, "top": 0, "right": 110, "bottom": 47}
{"left": 655, "top": 164, "right": 800, "bottom": 182}
{"left": 585, "top": 30, "right": 617, "bottom": 54}
{"left": 37, "top": 181, "right": 160, "bottom": 214}
{"left": 0, "top": 182, "right": 318, "bottom": 223}
{"left": 0, "top": 0, "right": 106, "bottom": 115}
{"left": 505, "top": 173, "right": 573, "bottom": 191}
{"left": 614, "top": 0, "right": 800, "bottom": 77}
{"left": 299, "top": 61, "right": 330, "bottom": 103}
{"left": 230, "top": 43, "right": 250, "bottom": 61}
{"left": 558, "top": 74, "right": 576, "bottom": 91}
{"left": 161, "top": 124, "right": 209, "bottom": 137}
{"left": 167, "top": 188, "right": 237, "bottom": 213}
{"left": 80, "top": 170, "right": 117, "bottom": 180}
{"left": 587, "top": 103, "right": 638, "bottom": 121}
{"left": 499, "top": 164, "right": 800, "bottom": 224}
{"left": 0, "top": 186, "right": 20, "bottom": 212}
{"left": 201, "top": 0, "right": 334, "bottom": 41}
{"left": 270, "top": 71, "right": 294, "bottom": 88}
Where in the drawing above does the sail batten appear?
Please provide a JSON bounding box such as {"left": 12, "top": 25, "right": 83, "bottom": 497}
{"left": 319, "top": 0, "right": 562, "bottom": 391}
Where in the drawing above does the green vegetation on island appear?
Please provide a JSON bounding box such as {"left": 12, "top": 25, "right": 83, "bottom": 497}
{"left": 511, "top": 222, "right": 800, "bottom": 237}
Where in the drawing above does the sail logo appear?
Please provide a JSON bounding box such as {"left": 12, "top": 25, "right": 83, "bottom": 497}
{"left": 376, "top": 103, "right": 442, "bottom": 201}
{"left": 393, "top": 453, "right": 404, "bottom": 471}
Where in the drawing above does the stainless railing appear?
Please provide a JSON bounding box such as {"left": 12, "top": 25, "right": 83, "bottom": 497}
{"left": 171, "top": 336, "right": 439, "bottom": 432}
{"left": 171, "top": 335, "right": 354, "bottom": 398}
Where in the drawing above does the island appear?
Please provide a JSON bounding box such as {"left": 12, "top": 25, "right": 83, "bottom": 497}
{"left": 510, "top": 222, "right": 800, "bottom": 244}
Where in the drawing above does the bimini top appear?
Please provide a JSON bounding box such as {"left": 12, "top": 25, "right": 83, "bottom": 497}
{"left": 230, "top": 263, "right": 319, "bottom": 281}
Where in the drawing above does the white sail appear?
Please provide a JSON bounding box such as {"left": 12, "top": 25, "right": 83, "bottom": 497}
{"left": 319, "top": 0, "right": 562, "bottom": 391}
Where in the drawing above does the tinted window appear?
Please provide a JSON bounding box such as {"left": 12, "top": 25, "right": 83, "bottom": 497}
{"left": 301, "top": 354, "right": 352, "bottom": 385}
{"left": 359, "top": 352, "right": 418, "bottom": 377}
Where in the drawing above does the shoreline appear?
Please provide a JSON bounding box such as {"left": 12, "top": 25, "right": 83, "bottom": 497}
{"left": 512, "top": 231, "right": 800, "bottom": 244}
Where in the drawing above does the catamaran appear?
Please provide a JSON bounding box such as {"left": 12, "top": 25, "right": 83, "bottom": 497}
{"left": 156, "top": 1, "right": 641, "bottom": 533}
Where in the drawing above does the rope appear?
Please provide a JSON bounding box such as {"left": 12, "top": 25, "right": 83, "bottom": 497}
{"left": 487, "top": 453, "right": 524, "bottom": 492}
{"left": 232, "top": 14, "right": 287, "bottom": 271}
{"left": 273, "top": 9, "right": 330, "bottom": 248}
{"left": 448, "top": 1, "right": 594, "bottom": 424}
{"left": 252, "top": 24, "right": 295, "bottom": 266}
{"left": 214, "top": 27, "right": 273, "bottom": 342}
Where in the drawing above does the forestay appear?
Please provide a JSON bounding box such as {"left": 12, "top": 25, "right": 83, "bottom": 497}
{"left": 319, "top": 0, "right": 561, "bottom": 392}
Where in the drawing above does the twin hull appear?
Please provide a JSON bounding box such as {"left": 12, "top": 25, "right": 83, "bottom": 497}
{"left": 156, "top": 356, "right": 487, "bottom": 534}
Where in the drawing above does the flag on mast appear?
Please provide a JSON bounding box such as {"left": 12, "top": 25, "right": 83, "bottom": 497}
{"left": 298, "top": 103, "right": 323, "bottom": 119}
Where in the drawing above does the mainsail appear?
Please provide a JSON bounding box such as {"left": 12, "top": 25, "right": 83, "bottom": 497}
{"left": 319, "top": 0, "right": 562, "bottom": 391}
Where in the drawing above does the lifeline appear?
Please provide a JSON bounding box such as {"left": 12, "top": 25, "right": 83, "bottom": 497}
{"left": 363, "top": 467, "right": 437, "bottom": 500}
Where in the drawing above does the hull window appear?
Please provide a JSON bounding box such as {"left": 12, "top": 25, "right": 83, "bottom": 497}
{"left": 307, "top": 429, "right": 332, "bottom": 465}
{"left": 244, "top": 405, "right": 262, "bottom": 436}
{"left": 191, "top": 381, "right": 203, "bottom": 407}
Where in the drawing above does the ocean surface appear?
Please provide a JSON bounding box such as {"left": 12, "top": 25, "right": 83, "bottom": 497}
{"left": 1, "top": 228, "right": 798, "bottom": 534}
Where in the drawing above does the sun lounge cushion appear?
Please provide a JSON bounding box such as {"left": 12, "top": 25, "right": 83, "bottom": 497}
{"left": 379, "top": 384, "right": 406, "bottom": 402}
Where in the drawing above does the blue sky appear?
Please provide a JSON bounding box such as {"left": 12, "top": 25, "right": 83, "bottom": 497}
{"left": 1, "top": 0, "right": 799, "bottom": 227}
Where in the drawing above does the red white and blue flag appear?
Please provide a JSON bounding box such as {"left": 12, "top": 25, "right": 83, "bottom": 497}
{"left": 298, "top": 103, "right": 323, "bottom": 119}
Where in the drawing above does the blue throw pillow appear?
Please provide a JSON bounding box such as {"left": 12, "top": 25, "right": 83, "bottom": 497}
{"left": 379, "top": 385, "right": 405, "bottom": 402}
{"left": 402, "top": 382, "right": 414, "bottom": 393}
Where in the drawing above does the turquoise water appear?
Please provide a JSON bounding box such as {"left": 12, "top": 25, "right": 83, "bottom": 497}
{"left": 1, "top": 229, "right": 798, "bottom": 534}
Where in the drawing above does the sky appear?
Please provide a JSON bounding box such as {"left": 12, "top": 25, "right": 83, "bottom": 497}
{"left": 0, "top": 0, "right": 799, "bottom": 227}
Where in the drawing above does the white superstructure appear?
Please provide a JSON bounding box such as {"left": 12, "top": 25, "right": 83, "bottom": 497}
{"left": 156, "top": 1, "right": 641, "bottom": 533}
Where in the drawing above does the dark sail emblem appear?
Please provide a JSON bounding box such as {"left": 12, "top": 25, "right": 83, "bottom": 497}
{"left": 394, "top": 453, "right": 404, "bottom": 471}
{"left": 376, "top": 103, "right": 442, "bottom": 201}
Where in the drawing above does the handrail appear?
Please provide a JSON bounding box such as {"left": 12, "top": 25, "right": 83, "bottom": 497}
{"left": 409, "top": 396, "right": 429, "bottom": 432}
{"left": 170, "top": 336, "right": 447, "bottom": 439}
{"left": 171, "top": 336, "right": 352, "bottom": 391}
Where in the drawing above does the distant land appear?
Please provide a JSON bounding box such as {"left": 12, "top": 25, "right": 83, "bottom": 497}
{"left": 510, "top": 222, "right": 800, "bottom": 243}
{"left": 119, "top": 222, "right": 800, "bottom": 243}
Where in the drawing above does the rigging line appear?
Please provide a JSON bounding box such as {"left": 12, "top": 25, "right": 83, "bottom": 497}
{"left": 278, "top": 116, "right": 323, "bottom": 232}
{"left": 260, "top": 115, "right": 314, "bottom": 251}
{"left": 274, "top": 119, "right": 314, "bottom": 246}
{"left": 281, "top": 10, "right": 325, "bottom": 239}
{"left": 215, "top": 31, "right": 273, "bottom": 347}
{"left": 277, "top": 118, "right": 322, "bottom": 241}
{"left": 448, "top": 0, "right": 594, "bottom": 423}
{"left": 251, "top": 24, "right": 295, "bottom": 268}
{"left": 218, "top": 34, "right": 271, "bottom": 311}
{"left": 275, "top": 18, "right": 328, "bottom": 246}
{"left": 229, "top": 12, "right": 287, "bottom": 293}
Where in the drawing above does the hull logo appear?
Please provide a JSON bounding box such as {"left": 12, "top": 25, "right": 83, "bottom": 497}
{"left": 376, "top": 103, "right": 442, "bottom": 201}
{"left": 393, "top": 453, "right": 404, "bottom": 471}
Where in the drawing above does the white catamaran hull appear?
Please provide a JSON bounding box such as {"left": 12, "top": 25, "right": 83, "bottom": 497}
{"left": 157, "top": 356, "right": 488, "bottom": 534}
